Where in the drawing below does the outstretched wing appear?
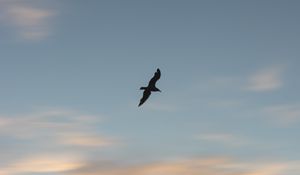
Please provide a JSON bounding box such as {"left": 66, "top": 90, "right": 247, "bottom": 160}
{"left": 148, "top": 68, "right": 161, "bottom": 87}
{"left": 139, "top": 90, "right": 151, "bottom": 107}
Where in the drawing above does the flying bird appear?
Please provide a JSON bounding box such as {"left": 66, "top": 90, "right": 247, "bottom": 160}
{"left": 138, "top": 68, "right": 161, "bottom": 107}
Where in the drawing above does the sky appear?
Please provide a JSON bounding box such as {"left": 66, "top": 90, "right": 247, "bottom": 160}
{"left": 1, "top": 0, "right": 300, "bottom": 174}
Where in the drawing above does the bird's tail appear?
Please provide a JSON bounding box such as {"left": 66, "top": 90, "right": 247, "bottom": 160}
{"left": 140, "top": 87, "right": 147, "bottom": 90}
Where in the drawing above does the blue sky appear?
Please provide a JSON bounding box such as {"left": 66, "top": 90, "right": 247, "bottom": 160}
{"left": 1, "top": 0, "right": 300, "bottom": 174}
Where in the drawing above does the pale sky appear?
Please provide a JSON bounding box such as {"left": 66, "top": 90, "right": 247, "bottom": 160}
{"left": 1, "top": 0, "right": 300, "bottom": 175}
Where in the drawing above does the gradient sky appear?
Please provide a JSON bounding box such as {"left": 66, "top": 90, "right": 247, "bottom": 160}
{"left": 1, "top": 0, "right": 300, "bottom": 175}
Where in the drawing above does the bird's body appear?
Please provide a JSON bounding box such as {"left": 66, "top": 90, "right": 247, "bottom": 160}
{"left": 138, "top": 69, "right": 161, "bottom": 107}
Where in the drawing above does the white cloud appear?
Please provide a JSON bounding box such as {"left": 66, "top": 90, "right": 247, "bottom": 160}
{"left": 0, "top": 0, "right": 56, "bottom": 40}
{"left": 194, "top": 65, "right": 286, "bottom": 94}
{"left": 245, "top": 65, "right": 284, "bottom": 92}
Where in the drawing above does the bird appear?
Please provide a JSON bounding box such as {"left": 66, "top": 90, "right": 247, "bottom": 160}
{"left": 138, "top": 68, "right": 161, "bottom": 107}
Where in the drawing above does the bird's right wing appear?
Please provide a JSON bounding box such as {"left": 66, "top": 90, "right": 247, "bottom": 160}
{"left": 148, "top": 68, "right": 161, "bottom": 86}
{"left": 139, "top": 90, "right": 151, "bottom": 107}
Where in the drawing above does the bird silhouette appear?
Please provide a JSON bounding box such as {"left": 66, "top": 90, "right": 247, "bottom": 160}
{"left": 139, "top": 68, "right": 161, "bottom": 107}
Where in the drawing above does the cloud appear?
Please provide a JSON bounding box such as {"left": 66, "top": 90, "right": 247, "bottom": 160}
{"left": 0, "top": 109, "right": 120, "bottom": 174}
{"left": 1, "top": 155, "right": 299, "bottom": 175}
{"left": 263, "top": 104, "right": 300, "bottom": 126}
{"left": 0, "top": 108, "right": 116, "bottom": 147}
{"left": 195, "top": 133, "right": 249, "bottom": 147}
{"left": 0, "top": 105, "right": 299, "bottom": 175}
{"left": 245, "top": 65, "right": 284, "bottom": 92}
{"left": 67, "top": 157, "right": 300, "bottom": 175}
{"left": 1, "top": 151, "right": 299, "bottom": 175}
{"left": 0, "top": 0, "right": 56, "bottom": 40}
{"left": 0, "top": 154, "right": 83, "bottom": 175}
{"left": 68, "top": 157, "right": 232, "bottom": 175}
{"left": 194, "top": 65, "right": 286, "bottom": 94}
{"left": 0, "top": 108, "right": 118, "bottom": 174}
{"left": 59, "top": 132, "right": 117, "bottom": 147}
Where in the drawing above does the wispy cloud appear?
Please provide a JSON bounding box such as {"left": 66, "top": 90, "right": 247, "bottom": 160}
{"left": 1, "top": 155, "right": 299, "bottom": 175}
{"left": 200, "top": 65, "right": 286, "bottom": 94}
{"left": 67, "top": 157, "right": 300, "bottom": 175}
{"left": 59, "top": 132, "right": 117, "bottom": 147}
{"left": 195, "top": 133, "right": 249, "bottom": 147}
{"left": 0, "top": 0, "right": 56, "bottom": 40}
{"left": 0, "top": 154, "right": 83, "bottom": 175}
{"left": 0, "top": 108, "right": 119, "bottom": 174}
{"left": 0, "top": 108, "right": 116, "bottom": 146}
{"left": 263, "top": 104, "right": 300, "bottom": 126}
{"left": 245, "top": 65, "right": 285, "bottom": 92}
{"left": 1, "top": 108, "right": 299, "bottom": 175}
{"left": 68, "top": 157, "right": 232, "bottom": 175}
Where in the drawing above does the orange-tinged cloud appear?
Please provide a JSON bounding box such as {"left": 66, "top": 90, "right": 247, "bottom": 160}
{"left": 1, "top": 154, "right": 83, "bottom": 175}
{"left": 60, "top": 133, "right": 116, "bottom": 147}
{"left": 68, "top": 157, "right": 300, "bottom": 175}
{"left": 68, "top": 157, "right": 234, "bottom": 175}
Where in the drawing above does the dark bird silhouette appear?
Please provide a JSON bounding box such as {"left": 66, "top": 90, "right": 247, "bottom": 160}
{"left": 139, "top": 68, "right": 161, "bottom": 107}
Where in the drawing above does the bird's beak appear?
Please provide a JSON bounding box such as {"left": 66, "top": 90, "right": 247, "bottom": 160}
{"left": 159, "top": 90, "right": 162, "bottom": 92}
